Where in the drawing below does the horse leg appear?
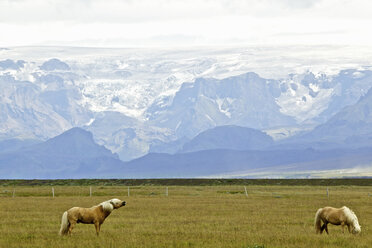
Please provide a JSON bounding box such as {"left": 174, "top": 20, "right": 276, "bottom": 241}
{"left": 320, "top": 224, "right": 326, "bottom": 234}
{"left": 347, "top": 224, "right": 351, "bottom": 233}
{"left": 94, "top": 222, "right": 100, "bottom": 236}
{"left": 341, "top": 222, "right": 345, "bottom": 233}
{"left": 325, "top": 224, "right": 329, "bottom": 234}
{"left": 68, "top": 220, "right": 76, "bottom": 235}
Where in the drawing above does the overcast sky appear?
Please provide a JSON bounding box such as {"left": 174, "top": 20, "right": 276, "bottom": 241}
{"left": 1, "top": 0, "right": 372, "bottom": 47}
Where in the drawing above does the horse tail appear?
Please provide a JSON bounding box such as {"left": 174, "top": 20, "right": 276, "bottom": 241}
{"left": 59, "top": 211, "right": 70, "bottom": 236}
{"left": 314, "top": 208, "right": 323, "bottom": 234}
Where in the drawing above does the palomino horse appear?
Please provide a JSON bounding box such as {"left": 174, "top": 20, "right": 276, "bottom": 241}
{"left": 314, "top": 206, "right": 361, "bottom": 234}
{"left": 59, "top": 198, "right": 126, "bottom": 236}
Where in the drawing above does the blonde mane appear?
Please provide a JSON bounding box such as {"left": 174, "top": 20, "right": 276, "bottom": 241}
{"left": 99, "top": 199, "right": 114, "bottom": 212}
{"left": 342, "top": 206, "right": 361, "bottom": 231}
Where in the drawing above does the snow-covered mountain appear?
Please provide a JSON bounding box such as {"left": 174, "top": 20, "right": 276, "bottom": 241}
{"left": 276, "top": 69, "right": 372, "bottom": 125}
{"left": 0, "top": 59, "right": 92, "bottom": 140}
{"left": 1, "top": 47, "right": 372, "bottom": 161}
{"left": 296, "top": 86, "right": 372, "bottom": 148}
{"left": 84, "top": 111, "right": 171, "bottom": 161}
{"left": 146, "top": 72, "right": 296, "bottom": 139}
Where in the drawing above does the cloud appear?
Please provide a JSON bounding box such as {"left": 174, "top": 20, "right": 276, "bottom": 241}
{"left": 0, "top": 0, "right": 223, "bottom": 24}
{"left": 1, "top": 0, "right": 372, "bottom": 47}
{"left": 275, "top": 0, "right": 322, "bottom": 9}
{"left": 1, "top": 0, "right": 371, "bottom": 24}
{"left": 0, "top": 0, "right": 329, "bottom": 24}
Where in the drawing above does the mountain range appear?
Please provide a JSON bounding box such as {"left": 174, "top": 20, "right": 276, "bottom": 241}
{"left": 1, "top": 48, "right": 372, "bottom": 178}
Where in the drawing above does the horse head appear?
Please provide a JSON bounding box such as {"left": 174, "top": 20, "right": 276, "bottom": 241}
{"left": 109, "top": 198, "right": 126, "bottom": 209}
{"left": 352, "top": 223, "right": 361, "bottom": 234}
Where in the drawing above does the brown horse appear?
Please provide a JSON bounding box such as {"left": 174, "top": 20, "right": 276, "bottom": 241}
{"left": 59, "top": 198, "right": 126, "bottom": 236}
{"left": 314, "top": 206, "right": 361, "bottom": 234}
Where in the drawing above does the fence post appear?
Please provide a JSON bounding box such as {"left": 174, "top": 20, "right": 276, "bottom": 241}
{"left": 326, "top": 187, "right": 329, "bottom": 199}
{"left": 90, "top": 186, "right": 92, "bottom": 197}
{"left": 166, "top": 187, "right": 168, "bottom": 196}
{"left": 128, "top": 186, "right": 130, "bottom": 197}
{"left": 12, "top": 188, "right": 15, "bottom": 198}
{"left": 244, "top": 186, "right": 248, "bottom": 197}
{"left": 52, "top": 187, "right": 55, "bottom": 198}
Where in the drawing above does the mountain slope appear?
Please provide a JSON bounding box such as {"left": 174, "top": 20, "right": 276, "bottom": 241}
{"left": 146, "top": 72, "right": 295, "bottom": 139}
{"left": 0, "top": 138, "right": 41, "bottom": 154}
{"left": 315, "top": 69, "right": 372, "bottom": 123}
{"left": 0, "top": 66, "right": 92, "bottom": 140}
{"left": 295, "top": 86, "right": 372, "bottom": 148}
{"left": 84, "top": 111, "right": 172, "bottom": 161}
{"left": 276, "top": 69, "right": 372, "bottom": 124}
{"left": 180, "top": 125, "right": 273, "bottom": 153}
{"left": 0, "top": 128, "right": 124, "bottom": 179}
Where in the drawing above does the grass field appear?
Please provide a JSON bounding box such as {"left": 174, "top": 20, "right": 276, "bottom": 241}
{"left": 0, "top": 183, "right": 371, "bottom": 247}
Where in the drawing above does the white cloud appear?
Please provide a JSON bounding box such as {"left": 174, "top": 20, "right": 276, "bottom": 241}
{"left": 1, "top": 0, "right": 372, "bottom": 47}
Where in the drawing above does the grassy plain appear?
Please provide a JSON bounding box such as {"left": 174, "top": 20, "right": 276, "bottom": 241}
{"left": 0, "top": 183, "right": 371, "bottom": 248}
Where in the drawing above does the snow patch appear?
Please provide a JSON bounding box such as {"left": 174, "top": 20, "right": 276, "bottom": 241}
{"left": 352, "top": 71, "right": 364, "bottom": 78}
{"left": 215, "top": 98, "right": 233, "bottom": 118}
{"left": 276, "top": 78, "right": 334, "bottom": 123}
{"left": 175, "top": 121, "right": 182, "bottom": 131}
{"left": 205, "top": 114, "right": 215, "bottom": 124}
{"left": 85, "top": 118, "right": 96, "bottom": 126}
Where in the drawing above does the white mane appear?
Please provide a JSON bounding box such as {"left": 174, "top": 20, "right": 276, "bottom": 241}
{"left": 342, "top": 206, "right": 361, "bottom": 232}
{"left": 99, "top": 199, "right": 115, "bottom": 212}
{"left": 110, "top": 198, "right": 121, "bottom": 205}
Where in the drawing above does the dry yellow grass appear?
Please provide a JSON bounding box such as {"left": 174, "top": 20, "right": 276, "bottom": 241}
{"left": 0, "top": 185, "right": 371, "bottom": 247}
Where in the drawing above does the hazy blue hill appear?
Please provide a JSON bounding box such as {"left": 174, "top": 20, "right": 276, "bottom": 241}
{"left": 28, "top": 127, "right": 117, "bottom": 158}
{"left": 0, "top": 128, "right": 124, "bottom": 179}
{"left": 0, "top": 138, "right": 41, "bottom": 154}
{"left": 0, "top": 59, "right": 24, "bottom": 70}
{"left": 180, "top": 125, "right": 273, "bottom": 153}
{"left": 149, "top": 137, "right": 190, "bottom": 154}
{"left": 40, "top": 58, "right": 70, "bottom": 71}
{"left": 121, "top": 147, "right": 372, "bottom": 178}
{"left": 1, "top": 126, "right": 371, "bottom": 179}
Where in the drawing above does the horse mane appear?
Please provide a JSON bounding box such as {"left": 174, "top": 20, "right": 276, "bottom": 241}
{"left": 110, "top": 198, "right": 122, "bottom": 205}
{"left": 342, "top": 206, "right": 360, "bottom": 226}
{"left": 98, "top": 199, "right": 114, "bottom": 212}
